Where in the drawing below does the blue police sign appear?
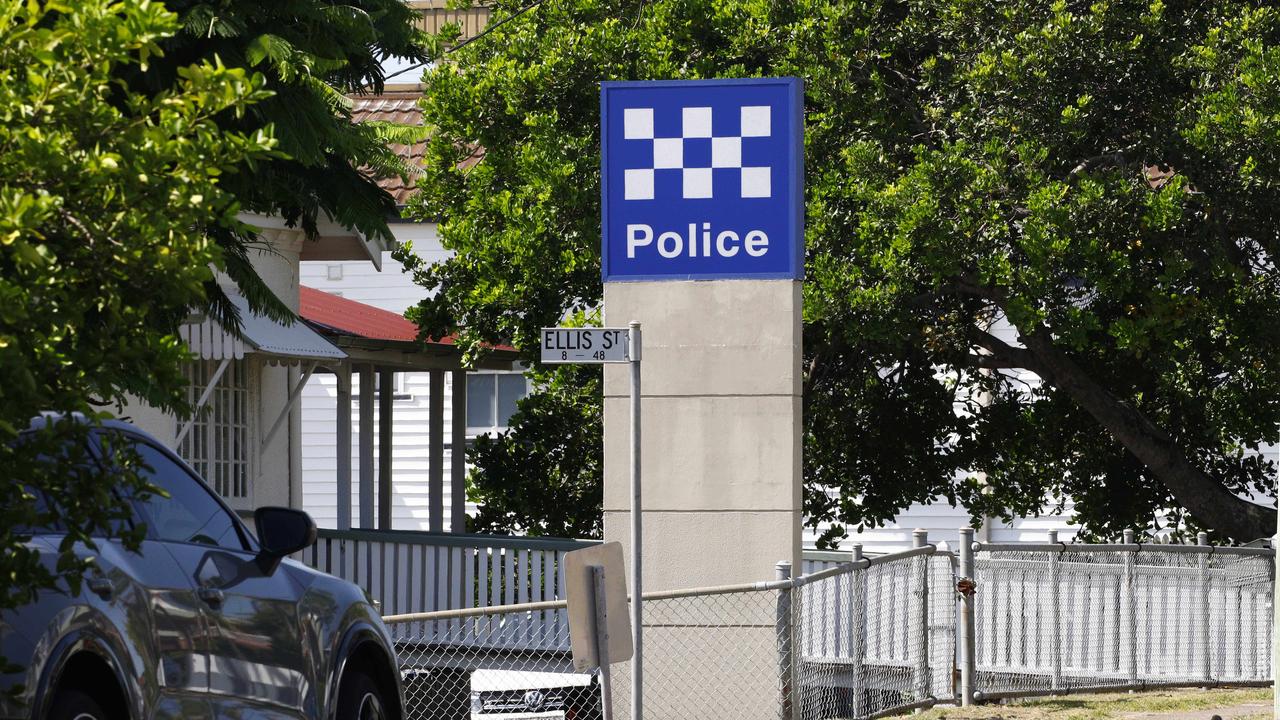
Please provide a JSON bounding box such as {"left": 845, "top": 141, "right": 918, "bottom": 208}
{"left": 600, "top": 78, "right": 803, "bottom": 281}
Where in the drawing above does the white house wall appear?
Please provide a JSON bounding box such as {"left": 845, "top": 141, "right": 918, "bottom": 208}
{"left": 300, "top": 225, "right": 470, "bottom": 531}
{"left": 301, "top": 371, "right": 467, "bottom": 531}
{"left": 120, "top": 227, "right": 305, "bottom": 514}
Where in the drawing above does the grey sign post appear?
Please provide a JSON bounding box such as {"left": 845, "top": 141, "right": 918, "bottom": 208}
{"left": 564, "top": 542, "right": 632, "bottom": 720}
{"left": 542, "top": 324, "right": 643, "bottom": 720}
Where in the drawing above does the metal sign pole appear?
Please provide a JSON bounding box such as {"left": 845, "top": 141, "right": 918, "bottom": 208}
{"left": 539, "top": 323, "right": 641, "bottom": 719}
{"left": 591, "top": 565, "right": 615, "bottom": 720}
{"left": 628, "top": 321, "right": 643, "bottom": 720}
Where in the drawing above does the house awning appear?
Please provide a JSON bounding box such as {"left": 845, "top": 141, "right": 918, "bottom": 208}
{"left": 181, "top": 288, "right": 347, "bottom": 364}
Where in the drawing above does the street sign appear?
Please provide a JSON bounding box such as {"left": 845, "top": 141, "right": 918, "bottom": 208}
{"left": 541, "top": 323, "right": 645, "bottom": 720}
{"left": 600, "top": 77, "right": 804, "bottom": 281}
{"left": 564, "top": 542, "right": 633, "bottom": 671}
{"left": 540, "top": 327, "right": 630, "bottom": 364}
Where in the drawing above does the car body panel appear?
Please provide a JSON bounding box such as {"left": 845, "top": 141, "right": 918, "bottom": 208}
{"left": 0, "top": 419, "right": 403, "bottom": 720}
{"left": 161, "top": 543, "right": 313, "bottom": 718}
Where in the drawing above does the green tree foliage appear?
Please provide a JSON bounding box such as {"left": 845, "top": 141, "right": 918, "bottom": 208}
{"left": 129, "top": 0, "right": 431, "bottom": 324}
{"left": 0, "top": 0, "right": 275, "bottom": 612}
{"left": 466, "top": 365, "right": 603, "bottom": 538}
{"left": 0, "top": 0, "right": 427, "bottom": 623}
{"left": 409, "top": 0, "right": 1280, "bottom": 543}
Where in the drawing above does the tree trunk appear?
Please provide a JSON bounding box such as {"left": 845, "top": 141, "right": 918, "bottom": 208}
{"left": 1019, "top": 330, "right": 1275, "bottom": 542}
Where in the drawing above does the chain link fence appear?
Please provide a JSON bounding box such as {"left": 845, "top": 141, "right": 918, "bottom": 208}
{"left": 380, "top": 533, "right": 1273, "bottom": 720}
{"left": 388, "top": 600, "right": 595, "bottom": 720}
{"left": 792, "top": 546, "right": 956, "bottom": 719}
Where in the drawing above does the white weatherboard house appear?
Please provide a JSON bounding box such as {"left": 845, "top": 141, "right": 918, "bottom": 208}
{"left": 119, "top": 213, "right": 390, "bottom": 512}
{"left": 115, "top": 87, "right": 514, "bottom": 530}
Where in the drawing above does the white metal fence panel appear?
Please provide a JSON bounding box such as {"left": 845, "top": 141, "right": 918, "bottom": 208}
{"left": 793, "top": 549, "right": 956, "bottom": 719}
{"left": 973, "top": 543, "right": 1273, "bottom": 700}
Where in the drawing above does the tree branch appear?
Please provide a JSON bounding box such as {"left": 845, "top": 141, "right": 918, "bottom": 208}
{"left": 1017, "top": 328, "right": 1275, "bottom": 541}
{"left": 969, "top": 327, "right": 1039, "bottom": 372}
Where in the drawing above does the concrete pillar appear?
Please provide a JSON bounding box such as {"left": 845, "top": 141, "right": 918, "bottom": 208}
{"left": 603, "top": 279, "right": 802, "bottom": 720}
{"left": 603, "top": 279, "right": 802, "bottom": 587}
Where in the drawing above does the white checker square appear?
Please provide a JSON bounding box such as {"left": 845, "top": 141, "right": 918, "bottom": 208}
{"left": 741, "top": 105, "right": 771, "bottom": 137}
{"left": 711, "top": 136, "right": 742, "bottom": 168}
{"left": 683, "top": 168, "right": 713, "bottom": 199}
{"left": 624, "top": 108, "right": 654, "bottom": 139}
{"left": 624, "top": 168, "right": 654, "bottom": 200}
{"left": 653, "top": 138, "right": 683, "bottom": 169}
{"left": 682, "top": 107, "right": 713, "bottom": 138}
{"left": 741, "top": 166, "right": 770, "bottom": 198}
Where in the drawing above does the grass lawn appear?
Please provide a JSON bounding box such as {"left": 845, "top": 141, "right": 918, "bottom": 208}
{"left": 888, "top": 687, "right": 1273, "bottom": 719}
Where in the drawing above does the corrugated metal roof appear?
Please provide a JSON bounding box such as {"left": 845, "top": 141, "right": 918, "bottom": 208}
{"left": 298, "top": 286, "right": 519, "bottom": 354}
{"left": 299, "top": 285, "right": 436, "bottom": 343}
{"left": 181, "top": 288, "right": 346, "bottom": 362}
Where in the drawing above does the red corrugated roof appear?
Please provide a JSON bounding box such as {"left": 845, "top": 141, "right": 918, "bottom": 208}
{"left": 299, "top": 285, "right": 452, "bottom": 344}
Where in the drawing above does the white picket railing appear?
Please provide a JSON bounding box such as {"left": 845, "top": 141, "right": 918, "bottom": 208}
{"left": 294, "top": 529, "right": 596, "bottom": 650}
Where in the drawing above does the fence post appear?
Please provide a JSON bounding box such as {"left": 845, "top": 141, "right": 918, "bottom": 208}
{"left": 958, "top": 528, "right": 976, "bottom": 707}
{"left": 776, "top": 561, "right": 794, "bottom": 720}
{"left": 1197, "top": 531, "right": 1212, "bottom": 685}
{"left": 1122, "top": 529, "right": 1138, "bottom": 689}
{"left": 1048, "top": 529, "right": 1062, "bottom": 693}
{"left": 913, "top": 529, "right": 931, "bottom": 703}
{"left": 850, "top": 544, "right": 865, "bottom": 719}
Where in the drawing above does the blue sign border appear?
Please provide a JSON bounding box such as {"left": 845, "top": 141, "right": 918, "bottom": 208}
{"left": 600, "top": 77, "right": 804, "bottom": 282}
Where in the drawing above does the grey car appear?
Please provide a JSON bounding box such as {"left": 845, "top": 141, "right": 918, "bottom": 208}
{"left": 1, "top": 420, "right": 403, "bottom": 720}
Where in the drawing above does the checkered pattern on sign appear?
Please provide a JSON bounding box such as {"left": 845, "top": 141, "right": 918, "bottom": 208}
{"left": 622, "top": 105, "right": 772, "bottom": 201}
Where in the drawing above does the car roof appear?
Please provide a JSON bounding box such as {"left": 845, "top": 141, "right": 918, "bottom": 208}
{"left": 25, "top": 413, "right": 156, "bottom": 437}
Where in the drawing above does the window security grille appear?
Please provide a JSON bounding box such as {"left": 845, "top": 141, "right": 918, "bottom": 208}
{"left": 178, "top": 359, "right": 253, "bottom": 508}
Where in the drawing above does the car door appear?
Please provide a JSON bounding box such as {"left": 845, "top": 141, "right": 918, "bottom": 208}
{"left": 3, "top": 485, "right": 213, "bottom": 720}
{"left": 119, "top": 434, "right": 315, "bottom": 719}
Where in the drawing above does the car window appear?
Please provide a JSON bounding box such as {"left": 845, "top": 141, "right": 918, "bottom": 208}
{"left": 120, "top": 437, "right": 247, "bottom": 551}
{"left": 13, "top": 483, "right": 60, "bottom": 535}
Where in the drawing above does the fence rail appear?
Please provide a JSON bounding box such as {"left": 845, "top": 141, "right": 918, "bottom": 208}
{"left": 310, "top": 529, "right": 1273, "bottom": 720}
{"left": 299, "top": 527, "right": 854, "bottom": 619}
{"left": 969, "top": 531, "right": 1273, "bottom": 701}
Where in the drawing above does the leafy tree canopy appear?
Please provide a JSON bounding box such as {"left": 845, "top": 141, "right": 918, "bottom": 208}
{"left": 0, "top": 0, "right": 274, "bottom": 613}
{"left": 409, "top": 0, "right": 1280, "bottom": 543}
{"left": 131, "top": 0, "right": 431, "bottom": 325}
{"left": 1, "top": 0, "right": 426, "bottom": 621}
{"left": 466, "top": 364, "right": 603, "bottom": 538}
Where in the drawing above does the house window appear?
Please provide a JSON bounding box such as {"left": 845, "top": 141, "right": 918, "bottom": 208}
{"left": 466, "top": 372, "right": 528, "bottom": 434}
{"left": 177, "top": 359, "right": 253, "bottom": 508}
{"left": 376, "top": 371, "right": 412, "bottom": 401}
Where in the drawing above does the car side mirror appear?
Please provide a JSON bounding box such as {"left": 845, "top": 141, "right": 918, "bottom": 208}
{"left": 254, "top": 506, "right": 317, "bottom": 575}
